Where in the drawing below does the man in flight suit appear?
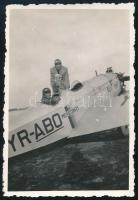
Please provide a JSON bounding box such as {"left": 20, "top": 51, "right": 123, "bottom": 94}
{"left": 50, "top": 59, "right": 70, "bottom": 95}
{"left": 41, "top": 88, "right": 60, "bottom": 105}
{"left": 41, "top": 88, "right": 52, "bottom": 105}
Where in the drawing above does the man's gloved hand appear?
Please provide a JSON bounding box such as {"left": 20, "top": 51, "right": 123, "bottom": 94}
{"left": 51, "top": 94, "right": 61, "bottom": 105}
{"left": 54, "top": 74, "right": 62, "bottom": 86}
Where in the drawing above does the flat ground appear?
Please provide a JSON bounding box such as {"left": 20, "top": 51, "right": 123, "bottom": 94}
{"left": 8, "top": 131, "right": 129, "bottom": 191}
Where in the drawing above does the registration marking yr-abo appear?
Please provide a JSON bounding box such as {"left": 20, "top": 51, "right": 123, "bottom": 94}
{"left": 8, "top": 107, "right": 77, "bottom": 158}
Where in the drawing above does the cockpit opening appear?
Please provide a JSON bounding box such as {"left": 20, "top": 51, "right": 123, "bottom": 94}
{"left": 70, "top": 80, "right": 83, "bottom": 91}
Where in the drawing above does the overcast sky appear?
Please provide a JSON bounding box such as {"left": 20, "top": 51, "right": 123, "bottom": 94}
{"left": 9, "top": 8, "right": 130, "bottom": 108}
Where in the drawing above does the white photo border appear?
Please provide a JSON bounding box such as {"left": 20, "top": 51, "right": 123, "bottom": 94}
{"left": 3, "top": 3, "right": 135, "bottom": 197}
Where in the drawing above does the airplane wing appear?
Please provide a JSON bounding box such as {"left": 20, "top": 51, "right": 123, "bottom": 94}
{"left": 9, "top": 106, "right": 73, "bottom": 158}
{"left": 8, "top": 74, "right": 129, "bottom": 158}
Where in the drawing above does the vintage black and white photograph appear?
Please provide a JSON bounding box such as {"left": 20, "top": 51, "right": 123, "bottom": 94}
{"left": 4, "top": 4, "right": 135, "bottom": 197}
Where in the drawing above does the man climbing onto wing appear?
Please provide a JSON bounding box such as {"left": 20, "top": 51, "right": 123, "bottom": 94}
{"left": 50, "top": 59, "right": 70, "bottom": 95}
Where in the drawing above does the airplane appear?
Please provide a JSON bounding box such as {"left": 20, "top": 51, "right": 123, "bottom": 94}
{"left": 8, "top": 68, "right": 130, "bottom": 159}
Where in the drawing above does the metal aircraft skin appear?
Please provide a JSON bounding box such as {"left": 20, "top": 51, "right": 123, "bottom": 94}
{"left": 8, "top": 71, "right": 129, "bottom": 158}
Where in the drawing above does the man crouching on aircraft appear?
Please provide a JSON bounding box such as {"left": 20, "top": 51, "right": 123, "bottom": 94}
{"left": 41, "top": 88, "right": 60, "bottom": 105}
{"left": 50, "top": 59, "right": 70, "bottom": 95}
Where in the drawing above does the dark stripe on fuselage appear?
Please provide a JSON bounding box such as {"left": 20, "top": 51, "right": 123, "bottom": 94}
{"left": 36, "top": 126, "right": 64, "bottom": 142}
